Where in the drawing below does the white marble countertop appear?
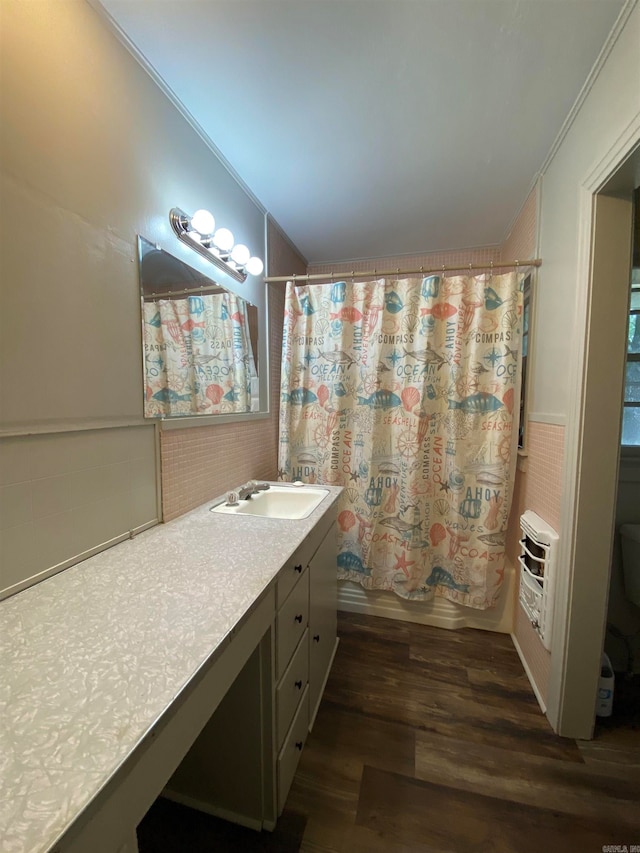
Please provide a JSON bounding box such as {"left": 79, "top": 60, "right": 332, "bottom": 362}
{"left": 0, "top": 483, "right": 342, "bottom": 853}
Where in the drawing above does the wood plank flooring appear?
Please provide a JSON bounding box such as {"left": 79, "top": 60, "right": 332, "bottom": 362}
{"left": 137, "top": 611, "right": 640, "bottom": 852}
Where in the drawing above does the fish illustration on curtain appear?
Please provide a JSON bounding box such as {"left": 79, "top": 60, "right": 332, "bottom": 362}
{"left": 143, "top": 292, "right": 256, "bottom": 416}
{"left": 279, "top": 273, "right": 524, "bottom": 610}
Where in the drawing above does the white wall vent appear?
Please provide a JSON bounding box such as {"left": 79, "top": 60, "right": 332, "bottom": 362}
{"left": 518, "top": 510, "right": 559, "bottom": 651}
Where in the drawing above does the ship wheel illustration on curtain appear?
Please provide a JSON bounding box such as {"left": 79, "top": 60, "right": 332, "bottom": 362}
{"left": 279, "top": 273, "right": 524, "bottom": 610}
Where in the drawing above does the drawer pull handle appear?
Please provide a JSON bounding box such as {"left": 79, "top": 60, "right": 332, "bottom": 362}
{"left": 295, "top": 614, "right": 303, "bottom": 623}
{"left": 294, "top": 564, "right": 303, "bottom": 573}
{"left": 295, "top": 680, "right": 303, "bottom": 689}
{"left": 313, "top": 634, "right": 320, "bottom": 643}
{"left": 295, "top": 741, "right": 303, "bottom": 751}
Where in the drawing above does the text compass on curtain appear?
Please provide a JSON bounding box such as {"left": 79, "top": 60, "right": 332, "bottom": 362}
{"left": 169, "top": 207, "right": 264, "bottom": 283}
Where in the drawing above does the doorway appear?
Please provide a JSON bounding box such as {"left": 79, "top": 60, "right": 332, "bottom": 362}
{"left": 548, "top": 139, "right": 640, "bottom": 739}
{"left": 602, "top": 188, "right": 640, "bottom": 728}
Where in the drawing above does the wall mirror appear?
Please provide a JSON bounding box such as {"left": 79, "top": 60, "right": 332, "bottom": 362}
{"left": 138, "top": 236, "right": 260, "bottom": 419}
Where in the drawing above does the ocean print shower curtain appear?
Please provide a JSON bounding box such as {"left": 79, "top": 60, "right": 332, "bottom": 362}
{"left": 143, "top": 292, "right": 256, "bottom": 417}
{"left": 279, "top": 273, "right": 523, "bottom": 610}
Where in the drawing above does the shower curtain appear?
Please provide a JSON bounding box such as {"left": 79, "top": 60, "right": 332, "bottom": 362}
{"left": 279, "top": 273, "right": 523, "bottom": 609}
{"left": 143, "top": 292, "right": 256, "bottom": 416}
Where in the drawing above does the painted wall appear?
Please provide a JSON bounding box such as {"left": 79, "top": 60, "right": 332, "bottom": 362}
{"left": 0, "top": 0, "right": 280, "bottom": 595}
{"left": 534, "top": 4, "right": 639, "bottom": 419}
{"left": 0, "top": 426, "right": 157, "bottom": 597}
{"left": 1, "top": 0, "right": 267, "bottom": 430}
{"left": 533, "top": 1, "right": 640, "bottom": 734}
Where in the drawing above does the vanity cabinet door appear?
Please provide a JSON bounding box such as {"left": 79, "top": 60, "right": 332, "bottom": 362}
{"left": 308, "top": 522, "right": 338, "bottom": 728}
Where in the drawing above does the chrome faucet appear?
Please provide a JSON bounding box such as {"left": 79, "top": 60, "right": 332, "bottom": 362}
{"left": 228, "top": 480, "right": 271, "bottom": 504}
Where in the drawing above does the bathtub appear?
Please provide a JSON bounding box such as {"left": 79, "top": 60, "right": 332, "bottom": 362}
{"left": 337, "top": 560, "right": 517, "bottom": 633}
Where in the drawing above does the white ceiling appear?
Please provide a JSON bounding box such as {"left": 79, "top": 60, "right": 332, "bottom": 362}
{"left": 98, "top": 0, "right": 624, "bottom": 264}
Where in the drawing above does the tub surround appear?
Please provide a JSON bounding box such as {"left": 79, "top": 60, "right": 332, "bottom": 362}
{"left": 0, "top": 484, "right": 341, "bottom": 853}
{"left": 308, "top": 186, "right": 541, "bottom": 640}
{"left": 337, "top": 564, "right": 517, "bottom": 634}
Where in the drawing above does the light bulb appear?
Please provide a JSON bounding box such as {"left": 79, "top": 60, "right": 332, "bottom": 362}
{"left": 245, "top": 256, "right": 264, "bottom": 276}
{"left": 190, "top": 209, "right": 215, "bottom": 235}
{"left": 230, "top": 244, "right": 250, "bottom": 266}
{"left": 213, "top": 227, "right": 234, "bottom": 252}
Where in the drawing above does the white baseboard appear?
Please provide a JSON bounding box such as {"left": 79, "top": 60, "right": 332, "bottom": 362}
{"left": 337, "top": 562, "right": 516, "bottom": 634}
{"left": 511, "top": 631, "right": 547, "bottom": 713}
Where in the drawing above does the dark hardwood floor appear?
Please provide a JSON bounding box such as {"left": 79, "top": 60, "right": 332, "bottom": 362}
{"left": 138, "top": 611, "right": 640, "bottom": 852}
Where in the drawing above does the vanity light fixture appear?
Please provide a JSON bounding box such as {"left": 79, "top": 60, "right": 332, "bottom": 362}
{"left": 169, "top": 207, "right": 264, "bottom": 283}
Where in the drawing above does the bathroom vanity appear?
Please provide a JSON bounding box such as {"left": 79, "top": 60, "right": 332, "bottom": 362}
{"left": 0, "top": 483, "right": 341, "bottom": 853}
{"left": 164, "top": 493, "right": 339, "bottom": 828}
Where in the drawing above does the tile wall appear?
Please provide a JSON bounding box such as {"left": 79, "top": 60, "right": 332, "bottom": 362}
{"left": 522, "top": 421, "right": 564, "bottom": 532}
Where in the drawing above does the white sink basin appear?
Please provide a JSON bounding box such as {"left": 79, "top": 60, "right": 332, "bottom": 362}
{"left": 211, "top": 485, "right": 329, "bottom": 520}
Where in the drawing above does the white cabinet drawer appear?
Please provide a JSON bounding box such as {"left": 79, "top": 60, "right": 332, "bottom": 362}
{"left": 276, "top": 551, "right": 308, "bottom": 609}
{"left": 276, "top": 629, "right": 309, "bottom": 749}
{"left": 277, "top": 683, "right": 309, "bottom": 811}
{"left": 276, "top": 511, "right": 336, "bottom": 609}
{"left": 276, "top": 568, "right": 309, "bottom": 680}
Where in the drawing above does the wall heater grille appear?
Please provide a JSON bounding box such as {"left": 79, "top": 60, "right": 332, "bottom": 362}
{"left": 518, "top": 510, "right": 559, "bottom": 651}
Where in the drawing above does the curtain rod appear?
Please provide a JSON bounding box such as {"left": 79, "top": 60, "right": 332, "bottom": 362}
{"left": 142, "top": 284, "right": 228, "bottom": 301}
{"left": 264, "top": 258, "right": 541, "bottom": 284}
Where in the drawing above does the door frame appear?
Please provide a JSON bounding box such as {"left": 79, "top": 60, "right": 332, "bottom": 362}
{"left": 546, "top": 117, "right": 640, "bottom": 738}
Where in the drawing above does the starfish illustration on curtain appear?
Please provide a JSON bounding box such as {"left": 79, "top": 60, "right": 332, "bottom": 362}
{"left": 279, "top": 273, "right": 524, "bottom": 611}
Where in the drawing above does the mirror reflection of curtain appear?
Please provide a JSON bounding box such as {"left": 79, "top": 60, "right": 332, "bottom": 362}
{"left": 143, "top": 292, "right": 256, "bottom": 416}
{"left": 278, "top": 274, "right": 523, "bottom": 610}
